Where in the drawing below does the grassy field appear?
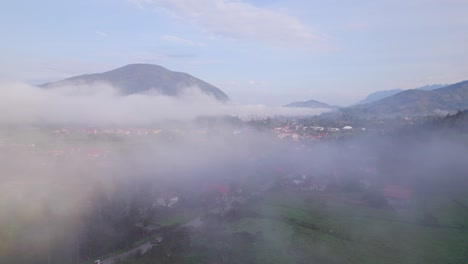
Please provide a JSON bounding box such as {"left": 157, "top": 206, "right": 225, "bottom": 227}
{"left": 215, "top": 190, "right": 468, "bottom": 264}
{"left": 107, "top": 189, "right": 468, "bottom": 264}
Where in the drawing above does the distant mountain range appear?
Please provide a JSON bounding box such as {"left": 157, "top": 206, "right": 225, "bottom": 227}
{"left": 285, "top": 99, "right": 336, "bottom": 109}
{"left": 39, "top": 64, "right": 465, "bottom": 117}
{"left": 355, "top": 84, "right": 448, "bottom": 105}
{"left": 39, "top": 64, "right": 230, "bottom": 102}
{"left": 345, "top": 80, "right": 468, "bottom": 116}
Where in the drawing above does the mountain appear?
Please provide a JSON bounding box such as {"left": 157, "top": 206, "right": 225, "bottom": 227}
{"left": 285, "top": 99, "right": 335, "bottom": 109}
{"left": 355, "top": 84, "right": 448, "bottom": 105}
{"left": 416, "top": 84, "right": 447, "bottom": 91}
{"left": 346, "top": 80, "right": 468, "bottom": 117}
{"left": 39, "top": 64, "right": 230, "bottom": 102}
{"left": 356, "top": 89, "right": 403, "bottom": 105}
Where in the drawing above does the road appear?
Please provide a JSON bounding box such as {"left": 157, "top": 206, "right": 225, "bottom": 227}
{"left": 99, "top": 180, "right": 275, "bottom": 264}
{"left": 100, "top": 242, "right": 153, "bottom": 264}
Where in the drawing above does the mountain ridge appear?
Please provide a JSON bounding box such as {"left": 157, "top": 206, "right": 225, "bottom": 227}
{"left": 355, "top": 84, "right": 448, "bottom": 105}
{"left": 39, "top": 64, "right": 230, "bottom": 102}
{"left": 345, "top": 80, "right": 468, "bottom": 116}
{"left": 285, "top": 99, "right": 336, "bottom": 109}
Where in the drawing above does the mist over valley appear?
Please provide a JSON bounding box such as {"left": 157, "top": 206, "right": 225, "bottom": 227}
{"left": 2, "top": 0, "right": 468, "bottom": 262}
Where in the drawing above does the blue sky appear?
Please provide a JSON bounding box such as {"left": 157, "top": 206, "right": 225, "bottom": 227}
{"left": 1, "top": 0, "right": 467, "bottom": 106}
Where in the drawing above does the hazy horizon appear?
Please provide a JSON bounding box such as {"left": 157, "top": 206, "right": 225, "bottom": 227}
{"left": 1, "top": 2, "right": 468, "bottom": 263}
{"left": 2, "top": 0, "right": 468, "bottom": 106}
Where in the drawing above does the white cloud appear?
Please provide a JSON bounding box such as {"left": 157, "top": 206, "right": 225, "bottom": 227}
{"left": 95, "top": 31, "right": 108, "bottom": 37}
{"left": 131, "top": 0, "right": 324, "bottom": 48}
{"left": 247, "top": 80, "right": 267, "bottom": 87}
{"left": 0, "top": 81, "right": 328, "bottom": 125}
{"left": 131, "top": 52, "right": 171, "bottom": 63}
{"left": 161, "top": 35, "right": 205, "bottom": 47}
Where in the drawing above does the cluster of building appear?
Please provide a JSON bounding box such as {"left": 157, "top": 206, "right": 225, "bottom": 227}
{"left": 53, "top": 128, "right": 164, "bottom": 136}
{"left": 279, "top": 172, "right": 330, "bottom": 192}
{"left": 278, "top": 168, "right": 413, "bottom": 209}
{"left": 272, "top": 124, "right": 359, "bottom": 141}
{"left": 47, "top": 147, "right": 108, "bottom": 159}
{"left": 0, "top": 137, "right": 109, "bottom": 161}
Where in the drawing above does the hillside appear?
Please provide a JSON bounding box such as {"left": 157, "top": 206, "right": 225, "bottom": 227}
{"left": 417, "top": 84, "right": 447, "bottom": 91}
{"left": 356, "top": 84, "right": 448, "bottom": 105}
{"left": 122, "top": 189, "right": 468, "bottom": 264}
{"left": 346, "top": 80, "right": 468, "bottom": 116}
{"left": 39, "top": 64, "right": 230, "bottom": 102}
{"left": 285, "top": 99, "right": 335, "bottom": 109}
{"left": 356, "top": 89, "right": 403, "bottom": 105}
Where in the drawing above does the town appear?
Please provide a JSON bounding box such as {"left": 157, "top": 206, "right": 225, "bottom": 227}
{"left": 1, "top": 112, "right": 466, "bottom": 264}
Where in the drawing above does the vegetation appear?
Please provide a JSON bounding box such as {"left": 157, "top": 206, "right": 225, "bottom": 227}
{"left": 114, "top": 188, "right": 467, "bottom": 264}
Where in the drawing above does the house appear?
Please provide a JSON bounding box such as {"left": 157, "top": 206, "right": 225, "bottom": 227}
{"left": 87, "top": 149, "right": 108, "bottom": 158}
{"left": 209, "top": 184, "right": 229, "bottom": 201}
{"left": 309, "top": 126, "right": 325, "bottom": 131}
{"left": 153, "top": 195, "right": 179, "bottom": 208}
{"left": 280, "top": 172, "right": 329, "bottom": 192}
{"left": 383, "top": 185, "right": 412, "bottom": 208}
{"left": 48, "top": 149, "right": 65, "bottom": 157}
{"left": 303, "top": 178, "right": 328, "bottom": 192}
{"left": 383, "top": 185, "right": 412, "bottom": 200}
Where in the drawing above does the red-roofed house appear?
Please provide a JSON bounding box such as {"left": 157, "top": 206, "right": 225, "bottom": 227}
{"left": 383, "top": 185, "right": 412, "bottom": 208}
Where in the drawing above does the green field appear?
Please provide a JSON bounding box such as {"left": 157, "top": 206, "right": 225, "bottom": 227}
{"left": 220, "top": 190, "right": 468, "bottom": 264}
{"left": 112, "top": 189, "right": 468, "bottom": 264}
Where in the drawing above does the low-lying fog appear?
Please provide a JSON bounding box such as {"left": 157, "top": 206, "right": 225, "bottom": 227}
{"left": 0, "top": 80, "right": 466, "bottom": 263}
{"left": 0, "top": 81, "right": 328, "bottom": 125}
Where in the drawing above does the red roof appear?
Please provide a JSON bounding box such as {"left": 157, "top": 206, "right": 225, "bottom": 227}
{"left": 209, "top": 184, "right": 228, "bottom": 194}
{"left": 383, "top": 185, "right": 412, "bottom": 200}
{"left": 87, "top": 149, "right": 106, "bottom": 155}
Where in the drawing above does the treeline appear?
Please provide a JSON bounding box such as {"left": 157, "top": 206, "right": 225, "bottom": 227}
{"left": 423, "top": 110, "right": 468, "bottom": 131}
